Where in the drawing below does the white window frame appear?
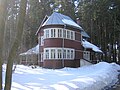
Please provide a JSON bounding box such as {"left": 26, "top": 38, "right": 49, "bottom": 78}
{"left": 51, "top": 49, "right": 56, "bottom": 59}
{"left": 57, "top": 49, "right": 62, "bottom": 59}
{"left": 83, "top": 51, "right": 90, "bottom": 60}
{"left": 67, "top": 30, "right": 70, "bottom": 39}
{"left": 41, "top": 52, "right": 43, "bottom": 62}
{"left": 40, "top": 36, "right": 44, "bottom": 46}
{"left": 45, "top": 49, "right": 49, "bottom": 59}
{"left": 43, "top": 48, "right": 74, "bottom": 60}
{"left": 44, "top": 28, "right": 75, "bottom": 40}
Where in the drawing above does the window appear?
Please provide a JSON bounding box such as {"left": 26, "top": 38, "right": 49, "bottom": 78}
{"left": 46, "top": 30, "right": 49, "bottom": 38}
{"left": 71, "top": 31, "right": 73, "bottom": 40}
{"left": 71, "top": 50, "right": 74, "bottom": 59}
{"left": 67, "top": 30, "right": 70, "bottom": 39}
{"left": 58, "top": 29, "right": 62, "bottom": 37}
{"left": 67, "top": 50, "right": 70, "bottom": 58}
{"left": 45, "top": 50, "right": 49, "bottom": 59}
{"left": 44, "top": 48, "right": 74, "bottom": 60}
{"left": 51, "top": 49, "right": 56, "bottom": 59}
{"left": 51, "top": 29, "right": 54, "bottom": 37}
{"left": 63, "top": 30, "right": 66, "bottom": 38}
{"left": 83, "top": 51, "right": 90, "bottom": 60}
{"left": 54, "top": 29, "right": 56, "bottom": 37}
{"left": 41, "top": 52, "right": 43, "bottom": 62}
{"left": 63, "top": 50, "right": 66, "bottom": 59}
{"left": 44, "top": 28, "right": 75, "bottom": 40}
{"left": 41, "top": 36, "right": 44, "bottom": 46}
{"left": 58, "top": 49, "right": 62, "bottom": 59}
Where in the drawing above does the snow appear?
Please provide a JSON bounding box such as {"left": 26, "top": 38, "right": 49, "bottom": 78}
{"left": 20, "top": 44, "right": 39, "bottom": 55}
{"left": 62, "top": 19, "right": 82, "bottom": 29}
{"left": 2, "top": 62, "right": 120, "bottom": 90}
{"left": 82, "top": 40, "right": 103, "bottom": 53}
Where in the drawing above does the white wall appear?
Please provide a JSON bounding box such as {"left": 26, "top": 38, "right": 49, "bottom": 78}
{"left": 80, "top": 59, "right": 93, "bottom": 67}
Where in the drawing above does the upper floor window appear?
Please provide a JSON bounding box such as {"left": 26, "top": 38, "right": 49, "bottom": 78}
{"left": 63, "top": 30, "right": 66, "bottom": 38}
{"left": 44, "top": 28, "right": 75, "bottom": 40}
{"left": 67, "top": 30, "right": 70, "bottom": 39}
{"left": 40, "top": 36, "right": 44, "bottom": 46}
{"left": 46, "top": 30, "right": 49, "bottom": 38}
{"left": 71, "top": 31, "right": 73, "bottom": 40}
{"left": 58, "top": 29, "right": 62, "bottom": 37}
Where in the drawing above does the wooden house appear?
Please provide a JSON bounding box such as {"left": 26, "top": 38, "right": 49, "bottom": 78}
{"left": 36, "top": 12, "right": 102, "bottom": 69}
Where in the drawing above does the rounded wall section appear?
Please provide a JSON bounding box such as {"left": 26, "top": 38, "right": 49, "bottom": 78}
{"left": 44, "top": 38, "right": 63, "bottom": 48}
{"left": 39, "top": 25, "right": 83, "bottom": 68}
{"left": 43, "top": 59, "right": 79, "bottom": 69}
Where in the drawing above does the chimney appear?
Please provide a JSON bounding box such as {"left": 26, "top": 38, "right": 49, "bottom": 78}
{"left": 76, "top": 18, "right": 80, "bottom": 25}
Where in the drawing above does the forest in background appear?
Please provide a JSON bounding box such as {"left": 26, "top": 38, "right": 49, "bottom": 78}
{"left": 2, "top": 0, "right": 120, "bottom": 63}
{"left": 0, "top": 0, "right": 120, "bottom": 89}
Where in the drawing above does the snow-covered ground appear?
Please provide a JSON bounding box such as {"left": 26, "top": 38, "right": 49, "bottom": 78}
{"left": 2, "top": 62, "right": 120, "bottom": 90}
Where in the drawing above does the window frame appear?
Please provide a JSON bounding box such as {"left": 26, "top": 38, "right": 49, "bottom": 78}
{"left": 44, "top": 28, "right": 75, "bottom": 40}
{"left": 44, "top": 48, "right": 74, "bottom": 60}
{"left": 83, "top": 51, "right": 90, "bottom": 60}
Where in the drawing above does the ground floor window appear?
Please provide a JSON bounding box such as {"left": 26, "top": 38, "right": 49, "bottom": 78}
{"left": 83, "top": 51, "right": 90, "bottom": 60}
{"left": 44, "top": 48, "right": 75, "bottom": 60}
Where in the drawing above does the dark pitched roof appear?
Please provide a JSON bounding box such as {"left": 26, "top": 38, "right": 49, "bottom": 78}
{"left": 42, "top": 12, "right": 82, "bottom": 29}
{"left": 36, "top": 12, "right": 90, "bottom": 38}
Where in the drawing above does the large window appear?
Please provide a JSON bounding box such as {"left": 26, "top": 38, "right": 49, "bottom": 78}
{"left": 44, "top": 28, "right": 75, "bottom": 40}
{"left": 67, "top": 30, "right": 70, "bottom": 39}
{"left": 44, "top": 48, "right": 74, "bottom": 60}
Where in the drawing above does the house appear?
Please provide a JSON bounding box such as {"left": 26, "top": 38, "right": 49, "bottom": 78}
{"left": 19, "top": 44, "right": 39, "bottom": 65}
{"left": 36, "top": 12, "right": 102, "bottom": 69}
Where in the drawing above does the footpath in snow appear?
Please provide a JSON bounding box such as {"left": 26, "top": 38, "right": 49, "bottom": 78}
{"left": 2, "top": 62, "right": 120, "bottom": 90}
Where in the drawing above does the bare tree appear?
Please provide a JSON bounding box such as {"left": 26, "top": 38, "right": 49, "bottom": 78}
{"left": 0, "top": 0, "right": 8, "bottom": 89}
{"left": 4, "top": 0, "right": 27, "bottom": 90}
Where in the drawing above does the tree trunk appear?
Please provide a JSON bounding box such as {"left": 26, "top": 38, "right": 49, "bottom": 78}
{"left": 0, "top": 0, "right": 8, "bottom": 89}
{"left": 4, "top": 0, "right": 27, "bottom": 90}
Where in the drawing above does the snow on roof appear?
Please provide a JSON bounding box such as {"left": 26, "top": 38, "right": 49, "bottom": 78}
{"left": 62, "top": 19, "right": 82, "bottom": 28}
{"left": 81, "top": 31, "right": 90, "bottom": 38}
{"left": 42, "top": 12, "right": 82, "bottom": 29}
{"left": 41, "top": 12, "right": 89, "bottom": 38}
{"left": 82, "top": 40, "right": 102, "bottom": 53}
{"left": 20, "top": 44, "right": 39, "bottom": 55}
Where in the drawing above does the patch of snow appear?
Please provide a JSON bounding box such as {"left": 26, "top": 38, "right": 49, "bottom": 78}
{"left": 82, "top": 40, "right": 102, "bottom": 53}
{"left": 20, "top": 44, "right": 39, "bottom": 55}
{"left": 2, "top": 62, "right": 120, "bottom": 90}
{"left": 62, "top": 19, "right": 82, "bottom": 29}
